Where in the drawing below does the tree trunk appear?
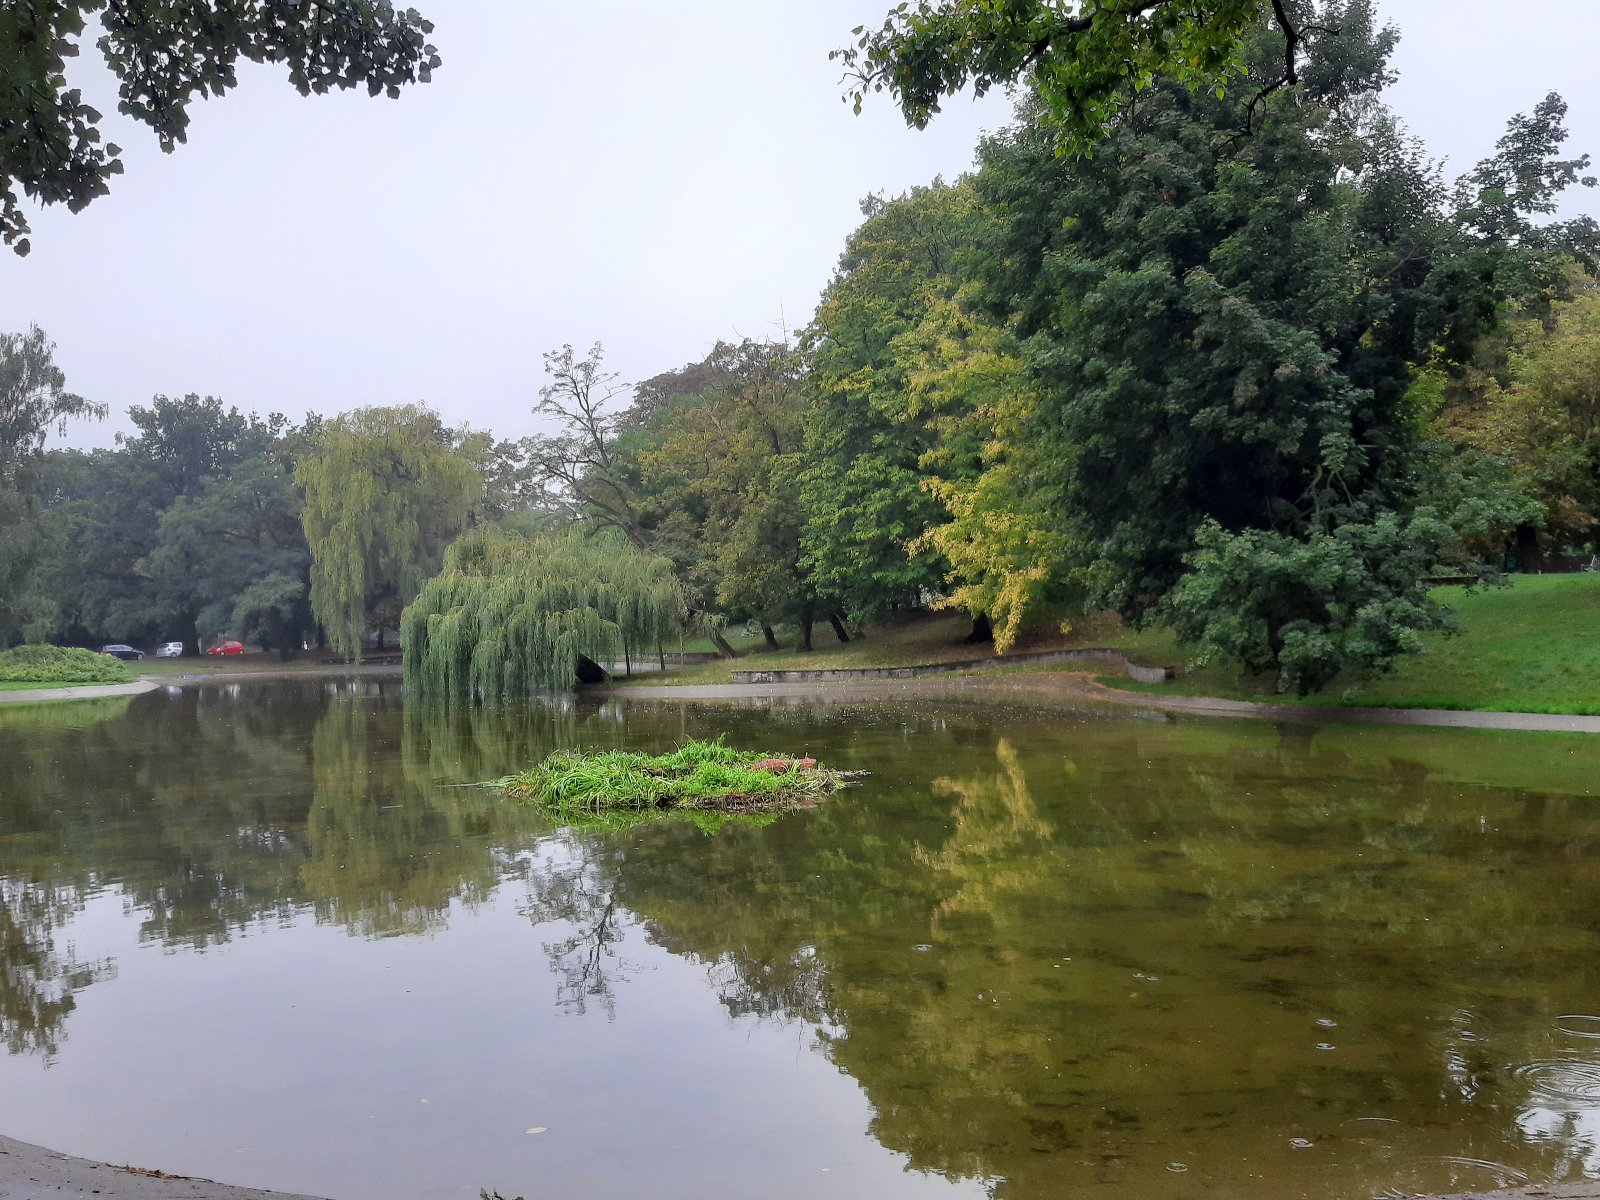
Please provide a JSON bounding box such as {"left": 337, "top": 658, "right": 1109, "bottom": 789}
{"left": 657, "top": 641, "right": 666, "bottom": 671}
{"left": 1514, "top": 523, "right": 1544, "bottom": 572}
{"left": 762, "top": 625, "right": 779, "bottom": 651}
{"left": 828, "top": 613, "right": 851, "bottom": 643}
{"left": 376, "top": 627, "right": 385, "bottom": 652}
{"left": 575, "top": 655, "right": 608, "bottom": 685}
{"left": 709, "top": 629, "right": 738, "bottom": 659}
{"left": 798, "top": 609, "right": 814, "bottom": 652}
{"left": 963, "top": 613, "right": 994, "bottom": 645}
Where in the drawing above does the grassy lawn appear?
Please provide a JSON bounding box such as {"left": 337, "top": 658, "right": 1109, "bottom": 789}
{"left": 0, "top": 680, "right": 84, "bottom": 692}
{"left": 1093, "top": 573, "right": 1600, "bottom": 715}
{"left": 617, "top": 574, "right": 1600, "bottom": 715}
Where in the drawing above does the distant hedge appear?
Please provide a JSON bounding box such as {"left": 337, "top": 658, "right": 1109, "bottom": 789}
{"left": 0, "top": 645, "right": 135, "bottom": 684}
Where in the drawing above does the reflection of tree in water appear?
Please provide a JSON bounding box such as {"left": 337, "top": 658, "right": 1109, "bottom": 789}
{"left": 0, "top": 682, "right": 571, "bottom": 1054}
{"left": 0, "top": 878, "right": 114, "bottom": 1059}
{"left": 606, "top": 710, "right": 1600, "bottom": 1199}
{"left": 917, "top": 737, "right": 1054, "bottom": 929}
{"left": 303, "top": 697, "right": 511, "bottom": 937}
{"left": 11, "top": 685, "right": 1600, "bottom": 1195}
{"left": 521, "top": 844, "right": 636, "bottom": 1018}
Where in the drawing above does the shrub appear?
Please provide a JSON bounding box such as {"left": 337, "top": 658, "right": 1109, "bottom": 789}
{"left": 0, "top": 645, "right": 135, "bottom": 684}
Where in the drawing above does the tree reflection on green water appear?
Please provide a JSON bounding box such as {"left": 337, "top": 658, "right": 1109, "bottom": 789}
{"left": 2, "top": 683, "right": 1599, "bottom": 1198}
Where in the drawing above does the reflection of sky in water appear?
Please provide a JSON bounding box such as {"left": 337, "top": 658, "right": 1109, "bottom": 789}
{"left": 7, "top": 859, "right": 982, "bottom": 1200}
{"left": 6, "top": 682, "right": 1600, "bottom": 1200}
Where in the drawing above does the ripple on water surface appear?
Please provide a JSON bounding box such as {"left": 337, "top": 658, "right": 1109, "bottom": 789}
{"left": 1556, "top": 1014, "right": 1600, "bottom": 1040}
{"left": 1508, "top": 1057, "right": 1600, "bottom": 1105}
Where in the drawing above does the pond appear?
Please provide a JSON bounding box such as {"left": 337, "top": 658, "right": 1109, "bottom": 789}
{"left": 2, "top": 678, "right": 1599, "bottom": 1200}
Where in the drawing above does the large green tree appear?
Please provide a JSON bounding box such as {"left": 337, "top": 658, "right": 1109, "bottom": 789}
{"left": 148, "top": 449, "right": 313, "bottom": 657}
{"left": 963, "top": 1, "right": 1586, "bottom": 690}
{"left": 27, "top": 393, "right": 275, "bottom": 648}
{"left": 1462, "top": 288, "right": 1600, "bottom": 558}
{"left": 1, "top": 1, "right": 439, "bottom": 254}
{"left": 799, "top": 183, "right": 988, "bottom": 623}
{"left": 0, "top": 325, "right": 100, "bottom": 639}
{"left": 523, "top": 343, "right": 651, "bottom": 548}
{"left": 297, "top": 403, "right": 479, "bottom": 660}
{"left": 839, "top": 0, "right": 1322, "bottom": 151}
{"left": 402, "top": 527, "right": 683, "bottom": 697}
{"left": 637, "top": 339, "right": 843, "bottom": 651}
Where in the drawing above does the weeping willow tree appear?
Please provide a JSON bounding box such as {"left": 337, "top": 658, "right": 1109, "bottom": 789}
{"left": 402, "top": 528, "right": 686, "bottom": 698}
{"left": 298, "top": 404, "right": 481, "bottom": 660}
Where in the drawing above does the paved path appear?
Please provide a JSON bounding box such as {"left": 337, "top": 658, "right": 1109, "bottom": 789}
{"left": 607, "top": 674, "right": 1600, "bottom": 734}
{"left": 0, "top": 1135, "right": 329, "bottom": 1200}
{"left": 0, "top": 680, "right": 160, "bottom": 705}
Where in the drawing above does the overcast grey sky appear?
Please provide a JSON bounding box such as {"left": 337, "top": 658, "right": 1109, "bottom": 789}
{"left": 3, "top": 1, "right": 1596, "bottom": 450}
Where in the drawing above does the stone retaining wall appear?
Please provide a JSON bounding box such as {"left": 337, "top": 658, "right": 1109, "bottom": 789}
{"left": 730, "top": 647, "right": 1174, "bottom": 686}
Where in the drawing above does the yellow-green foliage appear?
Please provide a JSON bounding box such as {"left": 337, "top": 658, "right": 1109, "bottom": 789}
{"left": 906, "top": 294, "right": 1072, "bottom": 652}
{"left": 0, "top": 645, "right": 133, "bottom": 684}
{"left": 1477, "top": 289, "right": 1600, "bottom": 541}
{"left": 402, "top": 527, "right": 685, "bottom": 698}
{"left": 298, "top": 405, "right": 481, "bottom": 660}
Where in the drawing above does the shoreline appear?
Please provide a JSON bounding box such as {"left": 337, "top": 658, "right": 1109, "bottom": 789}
{"left": 2, "top": 1131, "right": 1596, "bottom": 1200}
{"left": 0, "top": 663, "right": 406, "bottom": 704}
{"left": 604, "top": 672, "right": 1600, "bottom": 734}
{"left": 5, "top": 661, "right": 1591, "bottom": 736}
{"left": 0, "top": 1134, "right": 329, "bottom": 1200}
{"left": 0, "top": 679, "right": 160, "bottom": 704}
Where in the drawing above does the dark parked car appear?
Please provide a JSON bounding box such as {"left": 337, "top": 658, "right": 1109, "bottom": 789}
{"left": 205, "top": 640, "right": 245, "bottom": 656}
{"left": 98, "top": 643, "right": 145, "bottom": 661}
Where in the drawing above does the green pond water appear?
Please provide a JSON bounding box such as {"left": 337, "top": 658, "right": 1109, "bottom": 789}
{"left": 2, "top": 678, "right": 1600, "bottom": 1200}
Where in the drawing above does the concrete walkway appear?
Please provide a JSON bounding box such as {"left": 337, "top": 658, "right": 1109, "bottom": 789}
{"left": 607, "top": 674, "right": 1600, "bottom": 734}
{"left": 0, "top": 679, "right": 160, "bottom": 705}
{"left": 0, "top": 1135, "right": 329, "bottom": 1200}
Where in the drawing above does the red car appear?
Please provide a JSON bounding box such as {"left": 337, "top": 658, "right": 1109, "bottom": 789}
{"left": 205, "top": 640, "right": 245, "bottom": 656}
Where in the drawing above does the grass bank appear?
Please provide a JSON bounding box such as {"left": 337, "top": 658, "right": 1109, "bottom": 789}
{"left": 615, "top": 574, "right": 1600, "bottom": 716}
{"left": 1088, "top": 573, "right": 1600, "bottom": 715}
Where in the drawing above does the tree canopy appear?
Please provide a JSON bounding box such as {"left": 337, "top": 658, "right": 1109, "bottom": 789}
{"left": 9, "top": 4, "right": 1597, "bottom": 694}
{"left": 0, "top": 326, "right": 99, "bottom": 638}
{"left": 298, "top": 404, "right": 479, "bottom": 660}
{"left": 0, "top": 0, "right": 439, "bottom": 254}
{"left": 836, "top": 0, "right": 1326, "bottom": 151}
{"left": 401, "top": 527, "right": 684, "bottom": 698}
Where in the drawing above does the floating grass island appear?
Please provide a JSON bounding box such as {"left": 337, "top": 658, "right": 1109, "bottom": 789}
{"left": 496, "top": 737, "right": 862, "bottom": 828}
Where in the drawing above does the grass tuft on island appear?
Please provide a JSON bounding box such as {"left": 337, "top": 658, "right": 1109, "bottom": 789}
{"left": 496, "top": 737, "right": 861, "bottom": 828}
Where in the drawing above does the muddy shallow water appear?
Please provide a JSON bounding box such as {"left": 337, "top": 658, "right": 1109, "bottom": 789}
{"left": 2, "top": 678, "right": 1599, "bottom": 1200}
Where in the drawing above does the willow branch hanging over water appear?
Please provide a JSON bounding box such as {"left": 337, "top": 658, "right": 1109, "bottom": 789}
{"left": 401, "top": 527, "right": 686, "bottom": 698}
